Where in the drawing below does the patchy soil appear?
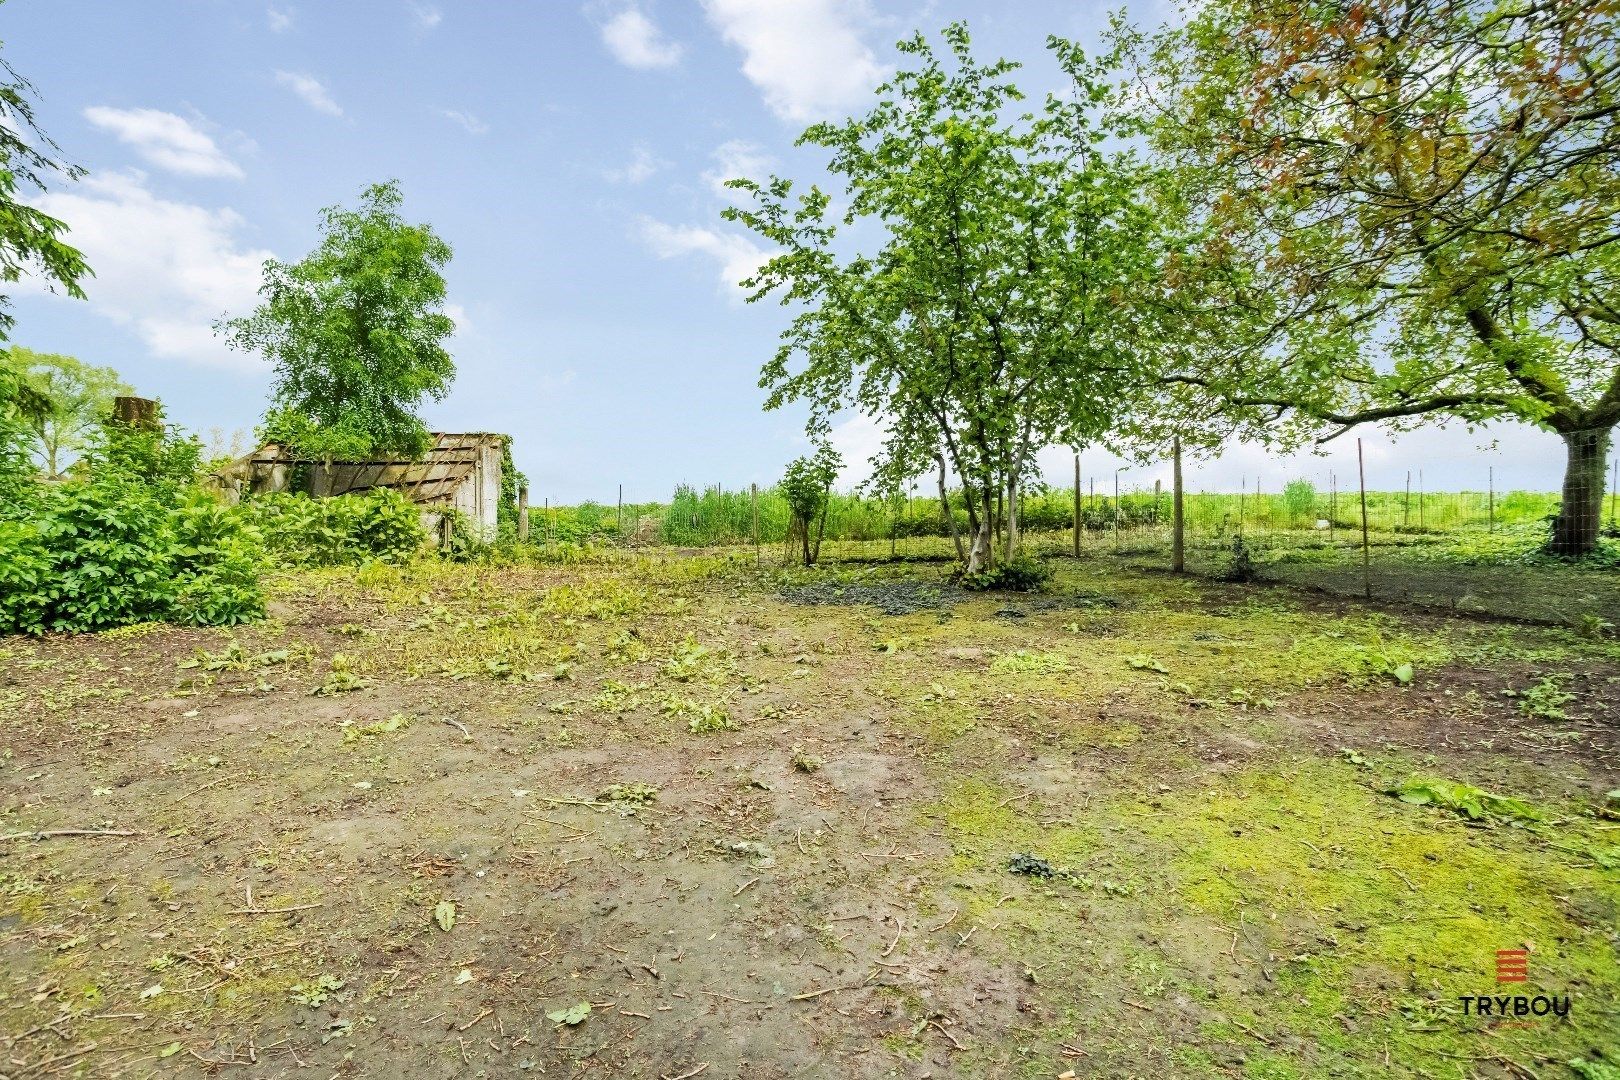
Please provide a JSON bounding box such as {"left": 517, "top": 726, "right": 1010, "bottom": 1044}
{"left": 2, "top": 554, "right": 1618, "bottom": 1079}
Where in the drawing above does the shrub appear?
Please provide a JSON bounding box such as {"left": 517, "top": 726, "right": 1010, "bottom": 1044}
{"left": 1281, "top": 479, "right": 1317, "bottom": 524}
{"left": 1221, "top": 534, "right": 1260, "bottom": 583}
{"left": 956, "top": 554, "right": 1052, "bottom": 592}
{"left": 243, "top": 489, "right": 425, "bottom": 566}
{"left": 0, "top": 479, "right": 264, "bottom": 634}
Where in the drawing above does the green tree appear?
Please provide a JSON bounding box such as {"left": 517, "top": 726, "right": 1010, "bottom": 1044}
{"left": 726, "top": 25, "right": 1163, "bottom": 573}
{"left": 3, "top": 347, "right": 131, "bottom": 476}
{"left": 780, "top": 444, "right": 841, "bottom": 566}
{"left": 1146, "top": 0, "right": 1620, "bottom": 556}
{"left": 0, "top": 30, "right": 91, "bottom": 494}
{"left": 219, "top": 180, "right": 455, "bottom": 460}
{"left": 0, "top": 48, "right": 90, "bottom": 344}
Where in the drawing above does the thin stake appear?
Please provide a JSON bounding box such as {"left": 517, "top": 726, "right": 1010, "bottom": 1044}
{"left": 1357, "top": 439, "right": 1371, "bottom": 599}
{"left": 1489, "top": 466, "right": 1496, "bottom": 532}
{"left": 1113, "top": 470, "right": 1120, "bottom": 550}
{"left": 1404, "top": 470, "right": 1411, "bottom": 529}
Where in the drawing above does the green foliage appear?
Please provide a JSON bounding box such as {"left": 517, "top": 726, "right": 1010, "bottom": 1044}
{"left": 0, "top": 50, "right": 90, "bottom": 341}
{"left": 1510, "top": 676, "right": 1575, "bottom": 721}
{"left": 3, "top": 347, "right": 130, "bottom": 476}
{"left": 1387, "top": 778, "right": 1543, "bottom": 824}
{"left": 219, "top": 180, "right": 455, "bottom": 459}
{"left": 0, "top": 479, "right": 264, "bottom": 634}
{"left": 1220, "top": 534, "right": 1259, "bottom": 583}
{"left": 781, "top": 444, "right": 840, "bottom": 565}
{"left": 1145, "top": 0, "right": 1620, "bottom": 554}
{"left": 726, "top": 24, "right": 1167, "bottom": 571}
{"left": 956, "top": 553, "right": 1051, "bottom": 592}
{"left": 0, "top": 405, "right": 263, "bottom": 634}
{"left": 241, "top": 489, "right": 424, "bottom": 567}
{"left": 496, "top": 437, "right": 524, "bottom": 541}
{"left": 84, "top": 405, "right": 203, "bottom": 491}
{"left": 1280, "top": 479, "right": 1317, "bottom": 525}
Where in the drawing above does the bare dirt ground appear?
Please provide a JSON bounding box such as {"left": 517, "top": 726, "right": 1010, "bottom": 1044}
{"left": 2, "top": 553, "right": 1618, "bottom": 1079}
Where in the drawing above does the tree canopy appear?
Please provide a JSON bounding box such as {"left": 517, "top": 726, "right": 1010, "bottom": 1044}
{"left": 2, "top": 347, "right": 131, "bottom": 477}
{"left": 0, "top": 50, "right": 89, "bottom": 345}
{"left": 1143, "top": 0, "right": 1620, "bottom": 554}
{"left": 219, "top": 180, "right": 456, "bottom": 460}
{"left": 727, "top": 24, "right": 1167, "bottom": 571}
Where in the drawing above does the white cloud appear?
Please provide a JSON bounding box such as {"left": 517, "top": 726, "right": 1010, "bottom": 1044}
{"left": 82, "top": 107, "right": 245, "bottom": 180}
{"left": 605, "top": 143, "right": 667, "bottom": 184}
{"left": 826, "top": 412, "right": 886, "bottom": 488}
{"left": 274, "top": 71, "right": 343, "bottom": 117}
{"left": 637, "top": 217, "right": 769, "bottom": 297}
{"left": 411, "top": 3, "right": 442, "bottom": 30}
{"left": 594, "top": 4, "right": 683, "bottom": 70}
{"left": 266, "top": 5, "right": 294, "bottom": 32}
{"left": 436, "top": 108, "right": 489, "bottom": 135}
{"left": 703, "top": 138, "right": 774, "bottom": 196}
{"left": 28, "top": 171, "right": 274, "bottom": 370}
{"left": 701, "top": 0, "right": 887, "bottom": 121}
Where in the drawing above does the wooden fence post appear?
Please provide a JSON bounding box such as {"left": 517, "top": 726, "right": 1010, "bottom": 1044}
{"left": 1171, "top": 436, "right": 1184, "bottom": 573}
{"left": 751, "top": 483, "right": 759, "bottom": 553}
{"left": 1357, "top": 439, "right": 1371, "bottom": 599}
{"left": 517, "top": 484, "right": 530, "bottom": 542}
{"left": 1073, "top": 452, "right": 1081, "bottom": 557}
{"left": 617, "top": 484, "right": 623, "bottom": 533}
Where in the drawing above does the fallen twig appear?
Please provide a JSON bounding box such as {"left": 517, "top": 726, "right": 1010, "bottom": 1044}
{"left": 442, "top": 716, "right": 471, "bottom": 740}
{"left": 0, "top": 829, "right": 143, "bottom": 843}
{"left": 228, "top": 902, "right": 321, "bottom": 916}
{"left": 881, "top": 917, "right": 903, "bottom": 958}
{"left": 660, "top": 1065, "right": 709, "bottom": 1080}
{"left": 733, "top": 877, "right": 759, "bottom": 897}
{"left": 791, "top": 979, "right": 874, "bottom": 1001}
{"left": 457, "top": 1008, "right": 492, "bottom": 1032}
{"left": 928, "top": 1019, "right": 966, "bottom": 1051}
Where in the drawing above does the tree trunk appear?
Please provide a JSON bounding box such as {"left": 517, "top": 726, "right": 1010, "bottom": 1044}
{"left": 1004, "top": 473, "right": 1019, "bottom": 561}
{"left": 966, "top": 488, "right": 994, "bottom": 573}
{"left": 1548, "top": 426, "right": 1612, "bottom": 558}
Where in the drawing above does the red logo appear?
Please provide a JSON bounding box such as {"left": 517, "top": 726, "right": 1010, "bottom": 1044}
{"left": 1495, "top": 948, "right": 1529, "bottom": 984}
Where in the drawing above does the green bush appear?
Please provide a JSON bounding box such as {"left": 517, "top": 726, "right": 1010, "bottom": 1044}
{"left": 243, "top": 489, "right": 425, "bottom": 566}
{"left": 0, "top": 479, "right": 264, "bottom": 634}
{"left": 956, "top": 553, "right": 1052, "bottom": 592}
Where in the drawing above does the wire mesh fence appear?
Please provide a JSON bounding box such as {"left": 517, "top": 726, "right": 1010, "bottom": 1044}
{"left": 523, "top": 440, "right": 1620, "bottom": 627}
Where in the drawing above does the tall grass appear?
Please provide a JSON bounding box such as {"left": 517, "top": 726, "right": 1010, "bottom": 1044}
{"left": 533, "top": 480, "right": 1570, "bottom": 548}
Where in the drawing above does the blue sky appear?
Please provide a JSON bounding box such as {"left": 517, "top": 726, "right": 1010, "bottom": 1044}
{"left": 5, "top": 0, "right": 1584, "bottom": 500}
